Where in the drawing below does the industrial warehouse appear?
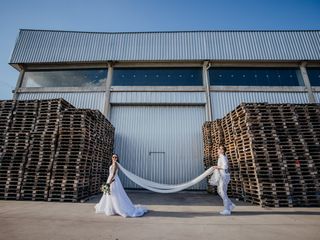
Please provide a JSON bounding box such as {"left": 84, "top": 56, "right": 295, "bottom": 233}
{"left": 1, "top": 29, "right": 320, "bottom": 205}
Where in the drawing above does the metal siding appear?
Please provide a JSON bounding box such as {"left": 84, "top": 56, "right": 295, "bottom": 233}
{"left": 10, "top": 30, "right": 320, "bottom": 63}
{"left": 315, "top": 92, "right": 320, "bottom": 103}
{"left": 110, "top": 106, "right": 207, "bottom": 190}
{"left": 211, "top": 92, "right": 310, "bottom": 119}
{"left": 17, "top": 92, "right": 105, "bottom": 112}
{"left": 110, "top": 92, "right": 206, "bottom": 104}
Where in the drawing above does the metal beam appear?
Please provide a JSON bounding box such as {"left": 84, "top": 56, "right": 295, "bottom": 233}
{"left": 300, "top": 62, "right": 316, "bottom": 103}
{"left": 12, "top": 70, "right": 25, "bottom": 100}
{"left": 103, "top": 62, "right": 114, "bottom": 118}
{"left": 17, "top": 86, "right": 105, "bottom": 93}
{"left": 210, "top": 86, "right": 307, "bottom": 92}
{"left": 111, "top": 86, "right": 204, "bottom": 92}
{"left": 203, "top": 61, "right": 213, "bottom": 121}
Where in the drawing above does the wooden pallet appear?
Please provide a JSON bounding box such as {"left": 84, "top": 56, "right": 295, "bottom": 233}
{"left": 203, "top": 103, "right": 320, "bottom": 207}
{"left": 0, "top": 99, "right": 114, "bottom": 202}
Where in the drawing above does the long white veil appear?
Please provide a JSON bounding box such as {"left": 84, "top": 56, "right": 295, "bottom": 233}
{"left": 117, "top": 163, "right": 216, "bottom": 193}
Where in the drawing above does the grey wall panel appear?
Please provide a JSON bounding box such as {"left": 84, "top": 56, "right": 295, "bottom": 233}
{"left": 211, "top": 92, "right": 310, "bottom": 119}
{"left": 10, "top": 30, "right": 320, "bottom": 63}
{"left": 315, "top": 92, "right": 320, "bottom": 103}
{"left": 110, "top": 106, "right": 207, "bottom": 190}
{"left": 110, "top": 92, "right": 206, "bottom": 104}
{"left": 17, "top": 92, "right": 105, "bottom": 112}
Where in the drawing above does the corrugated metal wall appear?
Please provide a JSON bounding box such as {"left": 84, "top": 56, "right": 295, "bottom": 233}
{"left": 211, "top": 91, "right": 310, "bottom": 119}
{"left": 17, "top": 92, "right": 105, "bottom": 112}
{"left": 110, "top": 92, "right": 206, "bottom": 104}
{"left": 10, "top": 30, "right": 320, "bottom": 63}
{"left": 110, "top": 105, "right": 207, "bottom": 190}
{"left": 315, "top": 92, "right": 320, "bottom": 103}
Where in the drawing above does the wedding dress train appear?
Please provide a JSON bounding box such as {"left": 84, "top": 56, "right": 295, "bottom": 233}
{"left": 95, "top": 163, "right": 216, "bottom": 217}
{"left": 95, "top": 165, "right": 147, "bottom": 217}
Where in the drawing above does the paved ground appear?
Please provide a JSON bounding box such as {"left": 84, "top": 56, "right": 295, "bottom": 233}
{"left": 0, "top": 191, "right": 320, "bottom": 240}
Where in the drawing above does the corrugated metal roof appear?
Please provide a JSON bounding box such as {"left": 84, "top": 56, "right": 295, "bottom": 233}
{"left": 10, "top": 29, "right": 320, "bottom": 64}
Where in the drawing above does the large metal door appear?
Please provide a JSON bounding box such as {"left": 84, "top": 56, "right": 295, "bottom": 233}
{"left": 110, "top": 105, "right": 206, "bottom": 190}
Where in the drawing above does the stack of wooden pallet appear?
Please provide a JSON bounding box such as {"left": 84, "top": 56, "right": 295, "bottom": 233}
{"left": 202, "top": 120, "right": 224, "bottom": 192}
{"left": 0, "top": 100, "right": 38, "bottom": 200}
{"left": 20, "top": 99, "right": 74, "bottom": 200}
{"left": 48, "top": 109, "right": 114, "bottom": 202}
{"left": 0, "top": 99, "right": 114, "bottom": 202}
{"left": 89, "top": 110, "right": 114, "bottom": 195}
{"left": 202, "top": 122, "right": 214, "bottom": 170}
{"left": 0, "top": 100, "right": 17, "bottom": 199}
{"left": 203, "top": 103, "right": 320, "bottom": 207}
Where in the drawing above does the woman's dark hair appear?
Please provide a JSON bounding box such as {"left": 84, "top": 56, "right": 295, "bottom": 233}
{"left": 219, "top": 145, "right": 226, "bottom": 153}
{"left": 112, "top": 153, "right": 119, "bottom": 163}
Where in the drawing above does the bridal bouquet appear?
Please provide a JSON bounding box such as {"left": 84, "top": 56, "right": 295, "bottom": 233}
{"left": 101, "top": 183, "right": 111, "bottom": 195}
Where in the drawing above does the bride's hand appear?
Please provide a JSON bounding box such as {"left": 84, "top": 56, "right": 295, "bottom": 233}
{"left": 108, "top": 179, "right": 115, "bottom": 185}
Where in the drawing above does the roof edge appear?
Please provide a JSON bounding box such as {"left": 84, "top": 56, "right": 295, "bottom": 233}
{"left": 18, "top": 28, "right": 320, "bottom": 35}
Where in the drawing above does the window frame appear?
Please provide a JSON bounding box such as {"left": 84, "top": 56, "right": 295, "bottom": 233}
{"left": 306, "top": 67, "right": 320, "bottom": 87}
{"left": 111, "top": 67, "right": 204, "bottom": 87}
{"left": 209, "top": 67, "right": 305, "bottom": 87}
{"left": 20, "top": 68, "right": 108, "bottom": 88}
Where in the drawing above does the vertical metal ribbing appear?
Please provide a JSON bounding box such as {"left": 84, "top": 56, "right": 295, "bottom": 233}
{"left": 10, "top": 30, "right": 320, "bottom": 64}
{"left": 110, "top": 105, "right": 207, "bottom": 190}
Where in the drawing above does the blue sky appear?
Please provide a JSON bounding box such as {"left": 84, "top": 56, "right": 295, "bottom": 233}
{"left": 0, "top": 0, "right": 319, "bottom": 99}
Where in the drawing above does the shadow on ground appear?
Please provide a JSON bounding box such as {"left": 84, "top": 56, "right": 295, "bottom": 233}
{"left": 87, "top": 191, "right": 320, "bottom": 218}
{"left": 143, "top": 210, "right": 320, "bottom": 218}
{"left": 87, "top": 190, "right": 251, "bottom": 206}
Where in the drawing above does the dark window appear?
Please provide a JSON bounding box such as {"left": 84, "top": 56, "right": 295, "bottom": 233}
{"left": 112, "top": 68, "right": 202, "bottom": 86}
{"left": 21, "top": 69, "right": 107, "bottom": 87}
{"left": 307, "top": 68, "right": 320, "bottom": 86}
{"left": 209, "top": 68, "right": 304, "bottom": 86}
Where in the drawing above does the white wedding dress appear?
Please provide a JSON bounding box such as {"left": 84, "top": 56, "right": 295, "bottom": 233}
{"left": 95, "top": 164, "right": 148, "bottom": 217}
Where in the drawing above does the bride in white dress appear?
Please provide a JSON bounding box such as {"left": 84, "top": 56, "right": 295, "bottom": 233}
{"left": 95, "top": 154, "right": 148, "bottom": 217}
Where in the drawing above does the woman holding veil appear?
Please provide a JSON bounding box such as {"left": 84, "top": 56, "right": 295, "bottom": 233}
{"left": 95, "top": 154, "right": 148, "bottom": 217}
{"left": 211, "top": 145, "right": 236, "bottom": 215}
{"left": 95, "top": 152, "right": 218, "bottom": 217}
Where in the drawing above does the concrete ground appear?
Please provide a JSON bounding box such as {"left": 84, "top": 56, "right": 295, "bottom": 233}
{"left": 0, "top": 191, "right": 319, "bottom": 240}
